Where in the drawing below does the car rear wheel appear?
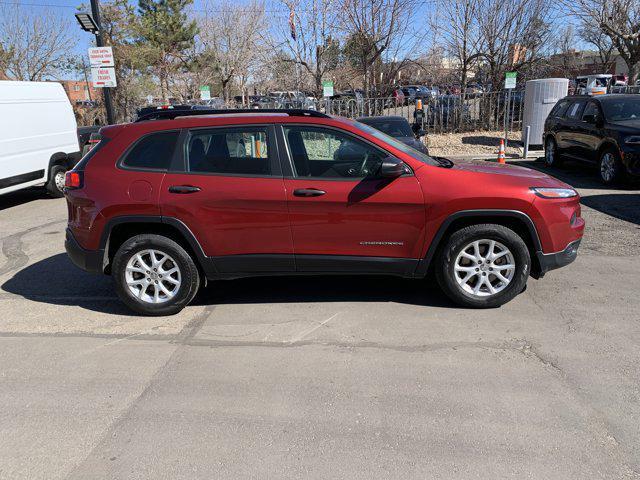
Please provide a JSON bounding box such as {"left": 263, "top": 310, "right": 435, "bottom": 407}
{"left": 46, "top": 164, "right": 67, "bottom": 197}
{"left": 598, "top": 148, "right": 623, "bottom": 185}
{"left": 544, "top": 137, "right": 561, "bottom": 166}
{"left": 112, "top": 234, "right": 200, "bottom": 316}
{"left": 435, "top": 224, "right": 530, "bottom": 308}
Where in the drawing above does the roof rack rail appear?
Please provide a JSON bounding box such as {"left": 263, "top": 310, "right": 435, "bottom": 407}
{"left": 135, "top": 108, "right": 330, "bottom": 122}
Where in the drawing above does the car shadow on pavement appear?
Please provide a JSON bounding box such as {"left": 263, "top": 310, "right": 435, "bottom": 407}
{"left": 515, "top": 157, "right": 638, "bottom": 191}
{"left": 580, "top": 194, "right": 640, "bottom": 226}
{"left": 0, "top": 188, "right": 51, "bottom": 211}
{"left": 1, "top": 253, "right": 135, "bottom": 316}
{"left": 193, "top": 274, "right": 456, "bottom": 308}
{"left": 2, "top": 253, "right": 457, "bottom": 313}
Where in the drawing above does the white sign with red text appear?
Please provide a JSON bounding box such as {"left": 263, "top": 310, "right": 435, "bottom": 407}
{"left": 88, "top": 47, "right": 114, "bottom": 68}
{"left": 91, "top": 67, "right": 117, "bottom": 88}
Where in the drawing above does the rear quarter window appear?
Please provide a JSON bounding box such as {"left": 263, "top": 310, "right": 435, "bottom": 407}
{"left": 121, "top": 130, "right": 179, "bottom": 170}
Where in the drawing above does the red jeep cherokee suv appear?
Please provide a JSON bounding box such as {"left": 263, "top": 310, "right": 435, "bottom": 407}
{"left": 64, "top": 109, "right": 584, "bottom": 315}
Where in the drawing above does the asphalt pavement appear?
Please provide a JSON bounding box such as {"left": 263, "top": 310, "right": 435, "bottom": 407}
{"left": 0, "top": 158, "right": 638, "bottom": 479}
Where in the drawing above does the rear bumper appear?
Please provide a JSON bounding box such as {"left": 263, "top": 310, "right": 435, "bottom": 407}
{"left": 65, "top": 228, "right": 105, "bottom": 274}
{"left": 534, "top": 239, "right": 581, "bottom": 278}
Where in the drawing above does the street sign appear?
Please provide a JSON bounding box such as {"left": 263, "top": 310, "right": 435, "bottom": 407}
{"left": 505, "top": 71, "right": 517, "bottom": 89}
{"left": 88, "top": 47, "right": 114, "bottom": 68}
{"left": 322, "top": 80, "right": 334, "bottom": 97}
{"left": 91, "top": 67, "right": 117, "bottom": 88}
{"left": 200, "top": 85, "right": 211, "bottom": 101}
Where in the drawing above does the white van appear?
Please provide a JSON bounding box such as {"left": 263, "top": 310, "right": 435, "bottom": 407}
{"left": 575, "top": 74, "right": 612, "bottom": 96}
{"left": 0, "top": 81, "right": 81, "bottom": 197}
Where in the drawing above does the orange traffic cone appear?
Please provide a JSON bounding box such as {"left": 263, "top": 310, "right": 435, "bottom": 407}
{"left": 497, "top": 139, "right": 506, "bottom": 164}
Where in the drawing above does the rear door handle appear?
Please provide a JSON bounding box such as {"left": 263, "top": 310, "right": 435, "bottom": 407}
{"left": 168, "top": 185, "right": 201, "bottom": 194}
{"left": 293, "top": 188, "right": 326, "bottom": 197}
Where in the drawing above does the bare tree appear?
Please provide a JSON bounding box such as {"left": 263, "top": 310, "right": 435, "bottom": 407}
{"left": 552, "top": 25, "right": 581, "bottom": 77}
{"left": 199, "top": 1, "right": 266, "bottom": 102}
{"left": 431, "top": 0, "right": 482, "bottom": 90}
{"left": 274, "top": 0, "right": 341, "bottom": 97}
{"left": 0, "top": 4, "right": 75, "bottom": 81}
{"left": 579, "top": 20, "right": 616, "bottom": 73}
{"left": 567, "top": 0, "right": 639, "bottom": 81}
{"left": 475, "top": 0, "right": 551, "bottom": 89}
{"left": 339, "top": 0, "right": 418, "bottom": 96}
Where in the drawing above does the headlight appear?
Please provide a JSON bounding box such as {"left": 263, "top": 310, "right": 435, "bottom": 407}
{"left": 531, "top": 187, "right": 578, "bottom": 199}
{"left": 624, "top": 136, "right": 640, "bottom": 145}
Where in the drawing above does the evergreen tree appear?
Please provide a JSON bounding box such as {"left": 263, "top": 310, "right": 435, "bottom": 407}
{"left": 137, "top": 0, "right": 197, "bottom": 101}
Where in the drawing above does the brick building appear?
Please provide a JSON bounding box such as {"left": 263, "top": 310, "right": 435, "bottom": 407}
{"left": 60, "top": 80, "right": 98, "bottom": 104}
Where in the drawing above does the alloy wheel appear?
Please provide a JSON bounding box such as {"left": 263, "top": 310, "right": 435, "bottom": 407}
{"left": 600, "top": 153, "right": 617, "bottom": 183}
{"left": 545, "top": 139, "right": 555, "bottom": 166}
{"left": 125, "top": 249, "right": 182, "bottom": 304}
{"left": 454, "top": 239, "right": 515, "bottom": 297}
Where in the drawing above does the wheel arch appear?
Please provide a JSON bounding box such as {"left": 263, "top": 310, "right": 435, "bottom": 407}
{"left": 415, "top": 210, "right": 543, "bottom": 278}
{"left": 100, "top": 216, "right": 214, "bottom": 279}
{"left": 596, "top": 140, "right": 618, "bottom": 157}
{"left": 47, "top": 152, "right": 75, "bottom": 175}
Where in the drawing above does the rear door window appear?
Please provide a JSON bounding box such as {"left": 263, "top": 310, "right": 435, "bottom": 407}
{"left": 565, "top": 100, "right": 586, "bottom": 120}
{"left": 121, "top": 131, "right": 179, "bottom": 170}
{"left": 185, "top": 127, "right": 271, "bottom": 176}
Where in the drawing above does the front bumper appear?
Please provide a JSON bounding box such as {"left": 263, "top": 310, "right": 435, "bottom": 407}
{"left": 65, "top": 228, "right": 105, "bottom": 274}
{"left": 534, "top": 239, "right": 581, "bottom": 278}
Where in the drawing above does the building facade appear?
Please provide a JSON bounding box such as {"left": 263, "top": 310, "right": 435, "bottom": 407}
{"left": 60, "top": 80, "right": 98, "bottom": 104}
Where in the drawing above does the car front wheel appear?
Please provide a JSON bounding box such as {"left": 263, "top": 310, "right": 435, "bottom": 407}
{"left": 435, "top": 224, "right": 530, "bottom": 308}
{"left": 112, "top": 234, "right": 200, "bottom": 316}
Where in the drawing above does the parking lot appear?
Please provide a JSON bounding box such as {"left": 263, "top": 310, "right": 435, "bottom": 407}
{"left": 0, "top": 158, "right": 638, "bottom": 479}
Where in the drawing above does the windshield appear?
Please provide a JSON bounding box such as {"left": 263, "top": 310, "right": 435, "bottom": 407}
{"left": 601, "top": 97, "right": 640, "bottom": 122}
{"left": 352, "top": 120, "right": 445, "bottom": 167}
{"left": 362, "top": 119, "right": 413, "bottom": 137}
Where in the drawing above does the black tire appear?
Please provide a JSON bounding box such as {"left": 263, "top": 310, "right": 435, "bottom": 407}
{"left": 112, "top": 234, "right": 200, "bottom": 316}
{"left": 544, "top": 136, "right": 562, "bottom": 167}
{"left": 46, "top": 164, "right": 67, "bottom": 197}
{"left": 435, "top": 224, "right": 530, "bottom": 308}
{"left": 598, "top": 148, "right": 623, "bottom": 186}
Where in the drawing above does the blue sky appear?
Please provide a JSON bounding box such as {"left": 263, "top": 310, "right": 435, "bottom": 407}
{"left": 4, "top": 0, "right": 585, "bottom": 80}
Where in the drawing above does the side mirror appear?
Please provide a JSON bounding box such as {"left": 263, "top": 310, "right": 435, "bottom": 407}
{"left": 415, "top": 129, "right": 426, "bottom": 138}
{"left": 379, "top": 157, "right": 407, "bottom": 178}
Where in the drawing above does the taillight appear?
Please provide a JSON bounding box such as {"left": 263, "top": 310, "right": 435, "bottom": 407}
{"left": 64, "top": 171, "right": 83, "bottom": 189}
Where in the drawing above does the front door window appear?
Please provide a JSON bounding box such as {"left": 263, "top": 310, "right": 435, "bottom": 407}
{"left": 283, "top": 126, "right": 386, "bottom": 179}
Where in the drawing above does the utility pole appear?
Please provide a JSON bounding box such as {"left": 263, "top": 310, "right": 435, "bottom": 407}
{"left": 89, "top": 0, "right": 115, "bottom": 124}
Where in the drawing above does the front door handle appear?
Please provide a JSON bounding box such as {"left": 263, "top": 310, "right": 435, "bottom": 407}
{"left": 293, "top": 188, "right": 326, "bottom": 197}
{"left": 168, "top": 185, "right": 201, "bottom": 194}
